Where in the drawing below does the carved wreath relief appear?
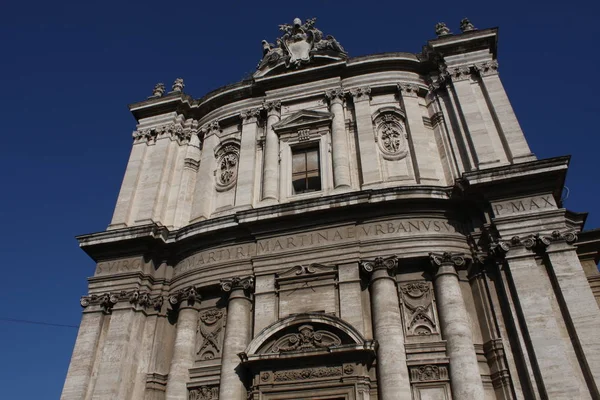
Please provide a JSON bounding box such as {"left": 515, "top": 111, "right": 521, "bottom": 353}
{"left": 268, "top": 324, "right": 341, "bottom": 353}
{"left": 374, "top": 112, "right": 408, "bottom": 160}
{"left": 399, "top": 282, "right": 438, "bottom": 336}
{"left": 215, "top": 144, "right": 239, "bottom": 191}
{"left": 197, "top": 308, "right": 225, "bottom": 360}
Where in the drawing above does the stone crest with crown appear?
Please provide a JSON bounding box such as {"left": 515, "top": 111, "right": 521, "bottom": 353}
{"left": 257, "top": 17, "right": 347, "bottom": 75}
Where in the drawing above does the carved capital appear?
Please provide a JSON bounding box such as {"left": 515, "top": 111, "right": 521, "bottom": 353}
{"left": 81, "top": 290, "right": 164, "bottom": 312}
{"left": 397, "top": 83, "right": 420, "bottom": 98}
{"left": 240, "top": 108, "right": 261, "bottom": 123}
{"left": 361, "top": 255, "right": 398, "bottom": 275}
{"left": 133, "top": 124, "right": 190, "bottom": 144}
{"left": 550, "top": 230, "right": 578, "bottom": 244}
{"left": 200, "top": 120, "right": 220, "bottom": 136}
{"left": 510, "top": 234, "right": 548, "bottom": 250}
{"left": 325, "top": 88, "right": 345, "bottom": 104}
{"left": 220, "top": 276, "right": 254, "bottom": 293}
{"left": 264, "top": 100, "right": 281, "bottom": 116}
{"left": 475, "top": 61, "right": 499, "bottom": 77}
{"left": 429, "top": 252, "right": 466, "bottom": 269}
{"left": 446, "top": 65, "right": 473, "bottom": 82}
{"left": 169, "top": 286, "right": 201, "bottom": 307}
{"left": 489, "top": 240, "right": 511, "bottom": 257}
{"left": 349, "top": 86, "right": 371, "bottom": 102}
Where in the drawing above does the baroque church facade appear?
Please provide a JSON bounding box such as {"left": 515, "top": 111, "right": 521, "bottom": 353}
{"left": 61, "top": 17, "right": 600, "bottom": 400}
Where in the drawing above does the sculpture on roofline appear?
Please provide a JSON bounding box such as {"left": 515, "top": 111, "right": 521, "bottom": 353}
{"left": 435, "top": 22, "right": 451, "bottom": 37}
{"left": 257, "top": 17, "right": 348, "bottom": 72}
{"left": 460, "top": 18, "right": 476, "bottom": 32}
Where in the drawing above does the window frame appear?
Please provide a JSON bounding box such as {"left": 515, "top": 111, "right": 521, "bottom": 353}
{"left": 291, "top": 143, "right": 322, "bottom": 195}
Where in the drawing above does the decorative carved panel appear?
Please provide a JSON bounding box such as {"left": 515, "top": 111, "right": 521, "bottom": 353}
{"left": 399, "top": 281, "right": 439, "bottom": 337}
{"left": 409, "top": 364, "right": 449, "bottom": 382}
{"left": 214, "top": 142, "right": 240, "bottom": 192}
{"left": 188, "top": 385, "right": 219, "bottom": 400}
{"left": 196, "top": 308, "right": 225, "bottom": 360}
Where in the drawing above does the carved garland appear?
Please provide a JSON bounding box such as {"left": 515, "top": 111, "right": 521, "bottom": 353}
{"left": 373, "top": 112, "right": 408, "bottom": 160}
{"left": 214, "top": 143, "right": 240, "bottom": 192}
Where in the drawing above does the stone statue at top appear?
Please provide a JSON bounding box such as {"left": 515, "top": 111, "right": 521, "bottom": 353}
{"left": 258, "top": 17, "right": 347, "bottom": 72}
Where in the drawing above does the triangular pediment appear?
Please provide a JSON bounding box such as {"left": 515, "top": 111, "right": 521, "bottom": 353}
{"left": 272, "top": 109, "right": 333, "bottom": 132}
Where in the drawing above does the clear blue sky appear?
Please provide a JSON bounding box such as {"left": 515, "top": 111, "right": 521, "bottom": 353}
{"left": 0, "top": 0, "right": 598, "bottom": 398}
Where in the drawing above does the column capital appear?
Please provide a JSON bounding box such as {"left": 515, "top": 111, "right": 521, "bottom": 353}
{"left": 169, "top": 286, "right": 201, "bottom": 308}
{"left": 221, "top": 276, "right": 255, "bottom": 294}
{"left": 325, "top": 87, "right": 345, "bottom": 104}
{"left": 349, "top": 86, "right": 371, "bottom": 102}
{"left": 361, "top": 255, "right": 398, "bottom": 276}
{"left": 397, "top": 83, "right": 420, "bottom": 98}
{"left": 80, "top": 290, "right": 164, "bottom": 312}
{"left": 240, "top": 108, "right": 261, "bottom": 124}
{"left": 200, "top": 120, "right": 221, "bottom": 136}
{"left": 474, "top": 60, "right": 499, "bottom": 77}
{"left": 429, "top": 252, "right": 466, "bottom": 270}
{"left": 442, "top": 65, "right": 473, "bottom": 82}
{"left": 263, "top": 100, "right": 281, "bottom": 116}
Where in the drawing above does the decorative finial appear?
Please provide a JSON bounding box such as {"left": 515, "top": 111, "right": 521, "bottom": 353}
{"left": 435, "top": 22, "right": 451, "bottom": 37}
{"left": 172, "top": 78, "right": 185, "bottom": 92}
{"left": 151, "top": 83, "right": 165, "bottom": 97}
{"left": 460, "top": 18, "right": 476, "bottom": 33}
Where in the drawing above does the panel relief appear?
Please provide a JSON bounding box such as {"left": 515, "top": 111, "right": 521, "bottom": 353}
{"left": 399, "top": 281, "right": 439, "bottom": 338}
{"left": 196, "top": 308, "right": 225, "bottom": 361}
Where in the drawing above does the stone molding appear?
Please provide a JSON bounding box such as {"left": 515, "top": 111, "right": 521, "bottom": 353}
{"left": 188, "top": 385, "right": 219, "bottom": 400}
{"left": 272, "top": 366, "right": 343, "bottom": 382}
{"left": 349, "top": 86, "right": 371, "bottom": 102}
{"left": 184, "top": 158, "right": 200, "bottom": 172}
{"left": 132, "top": 123, "right": 191, "bottom": 145}
{"left": 80, "top": 290, "right": 164, "bottom": 312}
{"left": 169, "top": 286, "right": 201, "bottom": 307}
{"left": 220, "top": 276, "right": 254, "bottom": 293}
{"left": 361, "top": 255, "right": 398, "bottom": 275}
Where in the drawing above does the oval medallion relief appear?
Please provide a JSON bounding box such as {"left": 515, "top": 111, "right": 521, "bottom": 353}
{"left": 215, "top": 143, "right": 240, "bottom": 191}
{"left": 374, "top": 112, "right": 408, "bottom": 160}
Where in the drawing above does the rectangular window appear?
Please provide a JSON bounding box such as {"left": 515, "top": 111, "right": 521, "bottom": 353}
{"left": 291, "top": 145, "right": 321, "bottom": 194}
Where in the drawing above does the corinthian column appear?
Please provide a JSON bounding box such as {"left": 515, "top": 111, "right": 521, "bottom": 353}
{"left": 361, "top": 256, "right": 411, "bottom": 400}
{"left": 165, "top": 287, "right": 201, "bottom": 400}
{"left": 262, "top": 101, "right": 280, "bottom": 201}
{"left": 219, "top": 276, "right": 254, "bottom": 400}
{"left": 430, "top": 252, "right": 484, "bottom": 399}
{"left": 325, "top": 88, "right": 351, "bottom": 189}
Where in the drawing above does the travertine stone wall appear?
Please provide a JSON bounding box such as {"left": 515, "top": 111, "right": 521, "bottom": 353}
{"left": 64, "top": 21, "right": 600, "bottom": 400}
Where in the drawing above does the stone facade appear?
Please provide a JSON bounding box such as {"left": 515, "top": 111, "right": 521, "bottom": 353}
{"left": 62, "top": 17, "right": 600, "bottom": 400}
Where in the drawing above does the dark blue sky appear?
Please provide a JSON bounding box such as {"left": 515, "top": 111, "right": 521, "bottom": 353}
{"left": 1, "top": 0, "right": 598, "bottom": 398}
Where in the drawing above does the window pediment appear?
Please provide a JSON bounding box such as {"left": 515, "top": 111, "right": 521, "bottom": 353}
{"left": 272, "top": 110, "right": 333, "bottom": 134}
